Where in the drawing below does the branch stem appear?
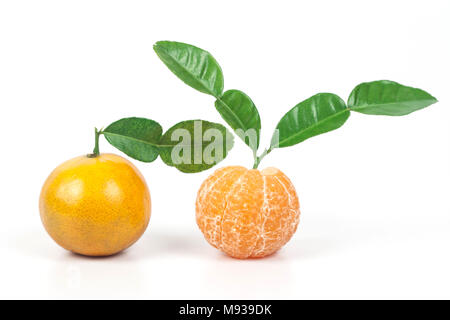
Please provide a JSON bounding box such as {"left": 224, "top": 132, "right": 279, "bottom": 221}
{"left": 88, "top": 128, "right": 102, "bottom": 158}
{"left": 252, "top": 147, "right": 273, "bottom": 169}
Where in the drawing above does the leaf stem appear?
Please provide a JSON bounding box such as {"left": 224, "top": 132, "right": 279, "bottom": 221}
{"left": 252, "top": 147, "right": 273, "bottom": 169}
{"left": 252, "top": 149, "right": 258, "bottom": 165}
{"left": 88, "top": 128, "right": 102, "bottom": 158}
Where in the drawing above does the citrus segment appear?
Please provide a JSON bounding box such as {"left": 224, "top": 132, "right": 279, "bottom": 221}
{"left": 220, "top": 170, "right": 264, "bottom": 258}
{"left": 196, "top": 166, "right": 247, "bottom": 248}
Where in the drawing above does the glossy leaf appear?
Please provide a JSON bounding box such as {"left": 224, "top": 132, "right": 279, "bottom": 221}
{"left": 348, "top": 80, "right": 437, "bottom": 116}
{"left": 159, "top": 120, "right": 234, "bottom": 173}
{"left": 154, "top": 41, "right": 224, "bottom": 98}
{"left": 271, "top": 93, "right": 350, "bottom": 148}
{"left": 103, "top": 117, "right": 162, "bottom": 162}
{"left": 215, "top": 90, "right": 261, "bottom": 151}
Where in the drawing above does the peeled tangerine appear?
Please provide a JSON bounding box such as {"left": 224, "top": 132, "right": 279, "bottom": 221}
{"left": 196, "top": 166, "right": 300, "bottom": 259}
{"left": 39, "top": 153, "right": 151, "bottom": 256}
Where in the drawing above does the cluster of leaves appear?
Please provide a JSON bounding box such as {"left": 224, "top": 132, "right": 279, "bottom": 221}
{"left": 101, "top": 118, "right": 233, "bottom": 173}
{"left": 153, "top": 41, "right": 438, "bottom": 169}
{"left": 100, "top": 41, "right": 437, "bottom": 173}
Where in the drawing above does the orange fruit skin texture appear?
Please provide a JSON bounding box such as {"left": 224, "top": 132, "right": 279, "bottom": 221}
{"left": 39, "top": 153, "right": 151, "bottom": 257}
{"left": 196, "top": 166, "right": 300, "bottom": 259}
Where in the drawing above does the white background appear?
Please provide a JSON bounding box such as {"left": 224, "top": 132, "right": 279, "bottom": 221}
{"left": 0, "top": 0, "right": 449, "bottom": 299}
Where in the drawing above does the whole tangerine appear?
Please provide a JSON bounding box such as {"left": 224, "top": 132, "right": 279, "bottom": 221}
{"left": 39, "top": 153, "right": 151, "bottom": 256}
{"left": 196, "top": 166, "right": 300, "bottom": 259}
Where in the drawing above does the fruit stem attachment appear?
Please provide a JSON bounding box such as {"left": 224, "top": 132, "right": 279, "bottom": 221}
{"left": 253, "top": 147, "right": 273, "bottom": 169}
{"left": 88, "top": 128, "right": 102, "bottom": 158}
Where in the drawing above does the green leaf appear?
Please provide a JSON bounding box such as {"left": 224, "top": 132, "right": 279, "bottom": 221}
{"left": 348, "top": 80, "right": 438, "bottom": 116}
{"left": 159, "top": 120, "right": 234, "bottom": 173}
{"left": 154, "top": 41, "right": 224, "bottom": 98}
{"left": 103, "top": 117, "right": 162, "bottom": 162}
{"left": 215, "top": 90, "right": 261, "bottom": 151}
{"left": 271, "top": 93, "right": 350, "bottom": 148}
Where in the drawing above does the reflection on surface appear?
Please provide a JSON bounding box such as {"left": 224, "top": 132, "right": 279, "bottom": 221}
{"left": 13, "top": 223, "right": 377, "bottom": 299}
{"left": 200, "top": 252, "right": 295, "bottom": 299}
{"left": 48, "top": 252, "right": 145, "bottom": 298}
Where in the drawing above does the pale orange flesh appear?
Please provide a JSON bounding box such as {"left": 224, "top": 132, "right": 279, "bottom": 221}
{"left": 39, "top": 153, "right": 151, "bottom": 256}
{"left": 196, "top": 166, "right": 300, "bottom": 259}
